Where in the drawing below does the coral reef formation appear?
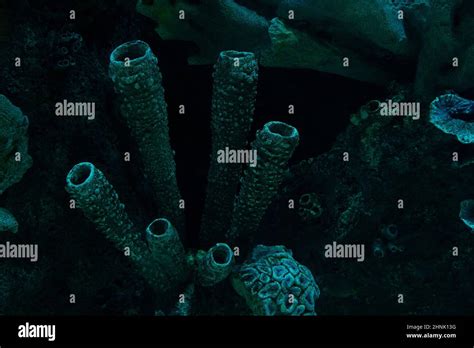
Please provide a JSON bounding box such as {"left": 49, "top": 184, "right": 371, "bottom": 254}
{"left": 429, "top": 94, "right": 474, "bottom": 144}
{"left": 196, "top": 243, "right": 235, "bottom": 287}
{"left": 228, "top": 121, "right": 299, "bottom": 243}
{"left": 0, "top": 94, "right": 32, "bottom": 195}
{"left": 0, "top": 207, "right": 18, "bottom": 234}
{"left": 201, "top": 50, "right": 258, "bottom": 245}
{"left": 459, "top": 200, "right": 474, "bottom": 231}
{"left": 109, "top": 40, "right": 184, "bottom": 231}
{"left": 232, "top": 245, "right": 320, "bottom": 316}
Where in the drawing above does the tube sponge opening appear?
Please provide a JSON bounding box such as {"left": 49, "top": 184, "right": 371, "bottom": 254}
{"left": 460, "top": 200, "right": 474, "bottom": 231}
{"left": 266, "top": 121, "right": 298, "bottom": 138}
{"left": 197, "top": 243, "right": 235, "bottom": 287}
{"left": 110, "top": 40, "right": 152, "bottom": 66}
{"left": 66, "top": 162, "right": 94, "bottom": 187}
{"left": 146, "top": 218, "right": 171, "bottom": 237}
{"left": 210, "top": 243, "right": 233, "bottom": 266}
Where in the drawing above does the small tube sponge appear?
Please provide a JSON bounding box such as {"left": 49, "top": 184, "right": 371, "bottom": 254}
{"left": 109, "top": 40, "right": 184, "bottom": 231}
{"left": 231, "top": 245, "right": 320, "bottom": 316}
{"left": 66, "top": 162, "right": 184, "bottom": 294}
{"left": 429, "top": 94, "right": 474, "bottom": 144}
{"left": 228, "top": 121, "right": 299, "bottom": 241}
{"left": 197, "top": 243, "right": 234, "bottom": 287}
{"left": 0, "top": 94, "right": 32, "bottom": 194}
{"left": 201, "top": 50, "right": 258, "bottom": 245}
{"left": 460, "top": 200, "right": 474, "bottom": 231}
{"left": 0, "top": 208, "right": 18, "bottom": 234}
{"left": 145, "top": 218, "right": 190, "bottom": 286}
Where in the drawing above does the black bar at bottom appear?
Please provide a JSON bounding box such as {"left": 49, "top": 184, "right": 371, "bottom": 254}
{"left": 0, "top": 316, "right": 472, "bottom": 345}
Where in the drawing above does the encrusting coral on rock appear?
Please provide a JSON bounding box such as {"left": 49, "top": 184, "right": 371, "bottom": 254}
{"left": 429, "top": 93, "right": 474, "bottom": 144}
{"left": 64, "top": 38, "right": 319, "bottom": 316}
{"left": 231, "top": 245, "right": 320, "bottom": 316}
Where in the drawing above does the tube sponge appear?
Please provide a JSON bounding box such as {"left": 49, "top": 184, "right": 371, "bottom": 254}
{"left": 0, "top": 208, "right": 18, "bottom": 234}
{"left": 228, "top": 121, "right": 299, "bottom": 242}
{"left": 66, "top": 162, "right": 142, "bottom": 256}
{"left": 0, "top": 94, "right": 32, "bottom": 195}
{"left": 201, "top": 50, "right": 258, "bottom": 244}
{"left": 108, "top": 40, "right": 184, "bottom": 231}
{"left": 460, "top": 200, "right": 474, "bottom": 232}
{"left": 145, "top": 218, "right": 190, "bottom": 287}
{"left": 231, "top": 245, "right": 320, "bottom": 316}
{"left": 196, "top": 243, "right": 235, "bottom": 287}
{"left": 66, "top": 162, "right": 183, "bottom": 294}
{"left": 429, "top": 94, "right": 474, "bottom": 144}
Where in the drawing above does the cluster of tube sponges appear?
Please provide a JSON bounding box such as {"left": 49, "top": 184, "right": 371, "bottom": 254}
{"left": 65, "top": 39, "right": 318, "bottom": 315}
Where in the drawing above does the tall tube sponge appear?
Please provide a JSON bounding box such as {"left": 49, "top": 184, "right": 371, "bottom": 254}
{"left": 108, "top": 40, "right": 184, "bottom": 232}
{"left": 65, "top": 162, "right": 189, "bottom": 295}
{"left": 200, "top": 50, "right": 259, "bottom": 245}
{"left": 227, "top": 121, "right": 299, "bottom": 243}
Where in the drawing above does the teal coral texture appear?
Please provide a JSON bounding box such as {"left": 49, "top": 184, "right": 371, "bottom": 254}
{"left": 231, "top": 245, "right": 320, "bottom": 316}
{"left": 145, "top": 218, "right": 190, "bottom": 288}
{"left": 65, "top": 162, "right": 185, "bottom": 296}
{"left": 0, "top": 207, "right": 18, "bottom": 234}
{"left": 228, "top": 121, "right": 299, "bottom": 242}
{"left": 0, "top": 94, "right": 32, "bottom": 195}
{"left": 108, "top": 40, "right": 184, "bottom": 231}
{"left": 201, "top": 50, "right": 258, "bottom": 245}
{"left": 429, "top": 94, "right": 474, "bottom": 144}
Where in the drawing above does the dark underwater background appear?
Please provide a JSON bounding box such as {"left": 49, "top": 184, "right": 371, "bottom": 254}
{"left": 0, "top": 0, "right": 473, "bottom": 315}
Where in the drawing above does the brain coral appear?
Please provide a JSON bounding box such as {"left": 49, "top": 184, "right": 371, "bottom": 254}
{"left": 231, "top": 245, "right": 320, "bottom": 316}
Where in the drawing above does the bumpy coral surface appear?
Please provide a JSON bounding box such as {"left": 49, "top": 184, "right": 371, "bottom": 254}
{"left": 232, "top": 245, "right": 320, "bottom": 316}
{"left": 201, "top": 50, "right": 258, "bottom": 244}
{"left": 109, "top": 40, "right": 184, "bottom": 231}
{"left": 0, "top": 94, "right": 32, "bottom": 194}
{"left": 228, "top": 121, "right": 299, "bottom": 243}
{"left": 429, "top": 94, "right": 474, "bottom": 144}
